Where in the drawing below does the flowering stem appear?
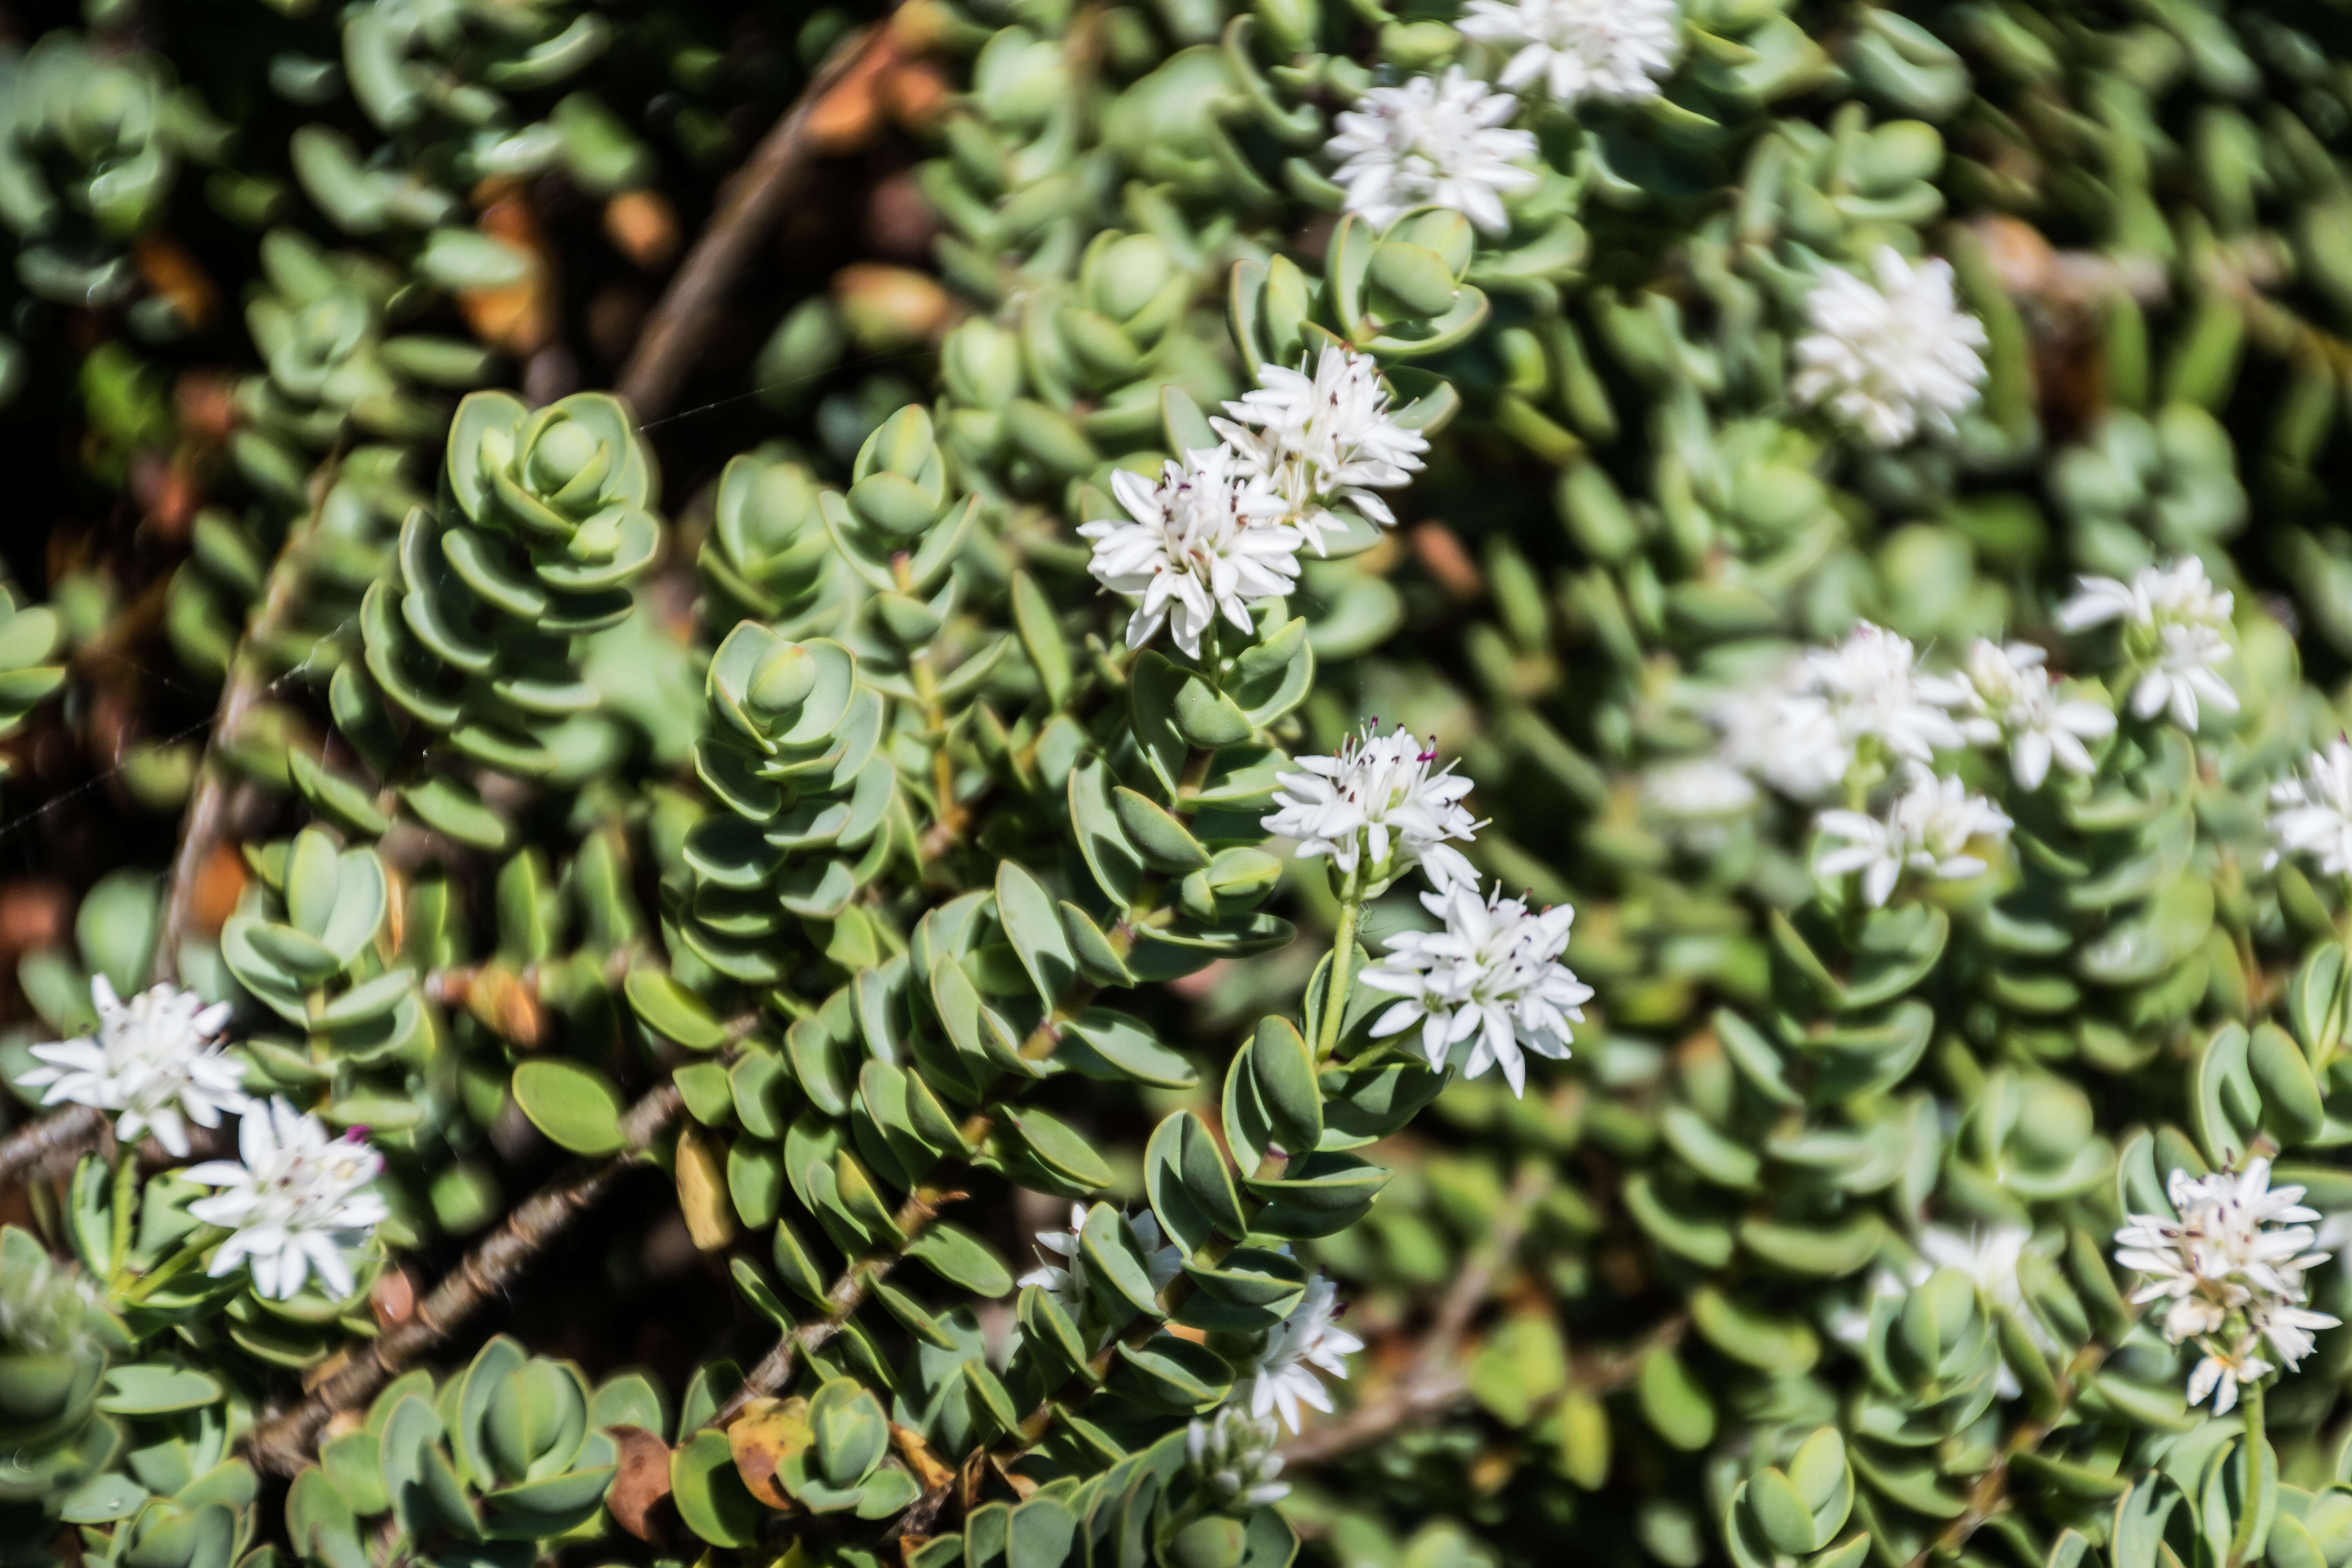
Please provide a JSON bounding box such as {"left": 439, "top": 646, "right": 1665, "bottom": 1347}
{"left": 2227, "top": 1377, "right": 2270, "bottom": 1568}
{"left": 1316, "top": 894, "right": 1361, "bottom": 1063}
{"left": 115, "top": 1227, "right": 225, "bottom": 1306}
{"left": 108, "top": 1149, "right": 138, "bottom": 1276}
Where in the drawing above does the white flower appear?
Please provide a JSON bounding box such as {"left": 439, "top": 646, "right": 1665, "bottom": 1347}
{"left": 2114, "top": 1158, "right": 2340, "bottom": 1409}
{"left": 1948, "top": 639, "right": 2116, "bottom": 789}
{"left": 184, "top": 1098, "right": 387, "bottom": 1301}
{"left": 1361, "top": 880, "right": 1591, "bottom": 1097}
{"left": 1641, "top": 757, "right": 1759, "bottom": 819}
{"left": 1018, "top": 1203, "right": 1184, "bottom": 1328}
{"left": 18, "top": 976, "right": 245, "bottom": 1159}
{"left": 1245, "top": 1273, "right": 1362, "bottom": 1433}
{"left": 1780, "top": 622, "right": 1968, "bottom": 786}
{"left": 1187, "top": 1405, "right": 1291, "bottom": 1506}
{"left": 2270, "top": 739, "right": 2352, "bottom": 878}
{"left": 1214, "top": 347, "right": 1429, "bottom": 551}
{"left": 2055, "top": 557, "right": 2237, "bottom": 731}
{"left": 2187, "top": 1334, "right": 2272, "bottom": 1416}
{"left": 1816, "top": 767, "right": 2012, "bottom": 907}
{"left": 1079, "top": 445, "right": 1301, "bottom": 661}
{"left": 1457, "top": 0, "right": 1682, "bottom": 106}
{"left": 1262, "top": 721, "right": 1481, "bottom": 893}
{"left": 1791, "top": 248, "right": 1989, "bottom": 447}
{"left": 1709, "top": 663, "right": 1847, "bottom": 802}
{"left": 1326, "top": 67, "right": 1539, "bottom": 235}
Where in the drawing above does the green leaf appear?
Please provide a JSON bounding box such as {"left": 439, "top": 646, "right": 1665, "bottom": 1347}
{"left": 996, "top": 861, "right": 1078, "bottom": 1005}
{"left": 1011, "top": 570, "right": 1072, "bottom": 710}
{"left": 1002, "top": 1105, "right": 1114, "bottom": 1193}
{"left": 401, "top": 775, "right": 512, "bottom": 851}
{"left": 906, "top": 1222, "right": 1014, "bottom": 1297}
{"left": 1110, "top": 785, "right": 1210, "bottom": 873}
{"left": 1635, "top": 1346, "right": 1715, "bottom": 1451}
{"left": 1247, "top": 1016, "right": 1321, "bottom": 1155}
{"left": 669, "top": 1430, "right": 763, "bottom": 1548}
{"left": 625, "top": 969, "right": 730, "bottom": 1051}
{"left": 1129, "top": 653, "right": 1190, "bottom": 796}
{"left": 510, "top": 1060, "right": 626, "bottom": 1155}
{"left": 1080, "top": 1202, "right": 1163, "bottom": 1316}
{"left": 1146, "top": 1109, "right": 1246, "bottom": 1254}
{"left": 1062, "top": 1009, "right": 1196, "bottom": 1089}
{"left": 98, "top": 1364, "right": 223, "bottom": 1416}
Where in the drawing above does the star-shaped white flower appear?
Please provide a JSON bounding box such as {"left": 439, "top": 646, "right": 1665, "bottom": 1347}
{"left": 1787, "top": 622, "right": 1969, "bottom": 780}
{"left": 184, "top": 1098, "right": 388, "bottom": 1301}
{"left": 1215, "top": 347, "right": 1428, "bottom": 551}
{"left": 1245, "top": 1273, "right": 1362, "bottom": 1433}
{"left": 1326, "top": 67, "right": 1539, "bottom": 235}
{"left": 2271, "top": 738, "right": 2352, "bottom": 878}
{"left": 1079, "top": 445, "right": 1301, "bottom": 661}
{"left": 1791, "top": 248, "right": 1989, "bottom": 447}
{"left": 1457, "top": 0, "right": 1682, "bottom": 106}
{"left": 1948, "top": 639, "right": 2116, "bottom": 789}
{"left": 1816, "top": 767, "right": 2012, "bottom": 907}
{"left": 2055, "top": 557, "right": 2238, "bottom": 731}
{"left": 1262, "top": 721, "right": 1481, "bottom": 894}
{"left": 1187, "top": 1405, "right": 1290, "bottom": 1506}
{"left": 2187, "top": 1333, "right": 2272, "bottom": 1416}
{"left": 1361, "top": 880, "right": 1591, "bottom": 1097}
{"left": 18, "top": 976, "right": 245, "bottom": 1159}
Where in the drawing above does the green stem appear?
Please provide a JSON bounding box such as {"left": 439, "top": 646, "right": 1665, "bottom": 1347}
{"left": 1316, "top": 893, "right": 1361, "bottom": 1063}
{"left": 107, "top": 1151, "right": 138, "bottom": 1276}
{"left": 114, "top": 1227, "right": 226, "bottom": 1307}
{"left": 2227, "top": 1376, "right": 2270, "bottom": 1568}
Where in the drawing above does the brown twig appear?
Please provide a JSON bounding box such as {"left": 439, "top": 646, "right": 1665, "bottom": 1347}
{"left": 1901, "top": 1338, "right": 2119, "bottom": 1568}
{"left": 243, "top": 1084, "right": 684, "bottom": 1475}
{"left": 0, "top": 1103, "right": 104, "bottom": 1189}
{"left": 706, "top": 942, "right": 1127, "bottom": 1434}
{"left": 1278, "top": 1169, "right": 1547, "bottom": 1468}
{"left": 711, "top": 1173, "right": 973, "bottom": 1431}
{"left": 151, "top": 459, "right": 337, "bottom": 986}
{"left": 614, "top": 22, "right": 902, "bottom": 423}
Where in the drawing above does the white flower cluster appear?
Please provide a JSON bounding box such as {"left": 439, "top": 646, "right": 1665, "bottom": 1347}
{"left": 1693, "top": 618, "right": 2152, "bottom": 902}
{"left": 1215, "top": 345, "right": 1428, "bottom": 552}
{"left": 187, "top": 1097, "right": 389, "bottom": 1301}
{"left": 1263, "top": 720, "right": 1481, "bottom": 894}
{"left": 1326, "top": 66, "right": 1537, "bottom": 235}
{"left": 1244, "top": 1272, "right": 1363, "bottom": 1432}
{"left": 1792, "top": 247, "right": 1989, "bottom": 448}
{"left": 1362, "top": 880, "right": 1592, "bottom": 1096}
{"left": 2114, "top": 1159, "right": 2339, "bottom": 1415}
{"left": 1459, "top": 0, "right": 1682, "bottom": 107}
{"left": 1265, "top": 722, "right": 1586, "bottom": 1098}
{"left": 2056, "top": 557, "right": 2238, "bottom": 732}
{"left": 1947, "top": 640, "right": 2116, "bottom": 791}
{"left": 21, "top": 976, "right": 245, "bottom": 1158}
{"left": 1082, "top": 348, "right": 1427, "bottom": 658}
{"left": 2271, "top": 738, "right": 2352, "bottom": 879}
{"left": 1080, "top": 446, "right": 1297, "bottom": 661}
{"left": 1817, "top": 768, "right": 2013, "bottom": 909}
{"left": 1016, "top": 1201, "right": 1183, "bottom": 1334}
